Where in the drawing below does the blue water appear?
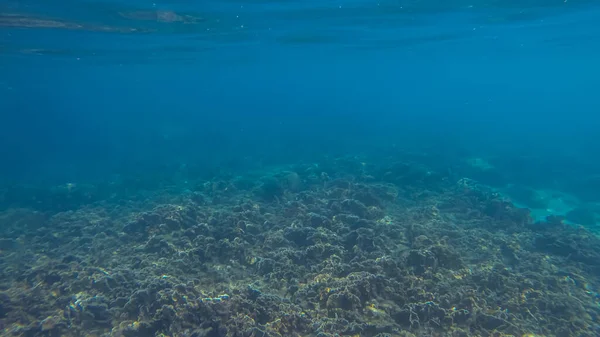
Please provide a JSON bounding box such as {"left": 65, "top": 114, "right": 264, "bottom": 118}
{"left": 1, "top": 1, "right": 599, "bottom": 190}
{"left": 2, "top": 1, "right": 600, "bottom": 183}
{"left": 3, "top": 2, "right": 599, "bottom": 211}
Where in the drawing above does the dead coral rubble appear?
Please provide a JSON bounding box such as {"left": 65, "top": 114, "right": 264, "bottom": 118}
{"left": 1, "top": 158, "right": 600, "bottom": 337}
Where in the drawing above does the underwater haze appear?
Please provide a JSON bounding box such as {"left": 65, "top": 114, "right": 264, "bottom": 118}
{"left": 2, "top": 1, "right": 600, "bottom": 336}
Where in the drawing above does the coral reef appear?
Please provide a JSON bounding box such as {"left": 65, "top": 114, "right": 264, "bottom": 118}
{"left": 1, "top": 157, "right": 600, "bottom": 337}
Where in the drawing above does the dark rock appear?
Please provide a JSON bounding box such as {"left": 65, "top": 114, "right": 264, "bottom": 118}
{"left": 255, "top": 177, "right": 284, "bottom": 201}
{"left": 307, "top": 212, "right": 330, "bottom": 228}
{"left": 0, "top": 292, "right": 10, "bottom": 318}
{"left": 0, "top": 239, "right": 18, "bottom": 250}
{"left": 566, "top": 207, "right": 597, "bottom": 226}
{"left": 284, "top": 227, "right": 316, "bottom": 246}
{"left": 341, "top": 199, "right": 369, "bottom": 218}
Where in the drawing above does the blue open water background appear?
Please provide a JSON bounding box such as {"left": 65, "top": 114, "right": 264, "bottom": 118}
{"left": 1, "top": 0, "right": 600, "bottom": 214}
